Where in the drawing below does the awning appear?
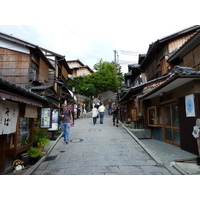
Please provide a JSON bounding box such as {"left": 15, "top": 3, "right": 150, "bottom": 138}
{"left": 120, "top": 74, "right": 170, "bottom": 102}
{"left": 46, "top": 96, "right": 60, "bottom": 106}
{"left": 140, "top": 75, "right": 200, "bottom": 100}
{"left": 68, "top": 89, "right": 77, "bottom": 102}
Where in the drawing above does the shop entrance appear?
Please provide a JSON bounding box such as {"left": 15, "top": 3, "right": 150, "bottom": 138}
{"left": 163, "top": 103, "right": 180, "bottom": 146}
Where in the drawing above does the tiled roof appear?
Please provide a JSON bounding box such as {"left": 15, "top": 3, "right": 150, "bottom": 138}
{"left": 0, "top": 76, "right": 48, "bottom": 102}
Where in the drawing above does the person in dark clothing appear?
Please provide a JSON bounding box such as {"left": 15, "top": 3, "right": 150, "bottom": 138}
{"left": 60, "top": 104, "right": 72, "bottom": 144}
{"left": 107, "top": 99, "right": 113, "bottom": 115}
{"left": 112, "top": 103, "right": 119, "bottom": 127}
{"left": 77, "top": 104, "right": 81, "bottom": 118}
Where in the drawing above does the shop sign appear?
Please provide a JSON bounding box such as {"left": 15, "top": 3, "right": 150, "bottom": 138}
{"left": 40, "top": 108, "right": 52, "bottom": 128}
{"left": 0, "top": 101, "right": 19, "bottom": 135}
{"left": 24, "top": 104, "right": 38, "bottom": 118}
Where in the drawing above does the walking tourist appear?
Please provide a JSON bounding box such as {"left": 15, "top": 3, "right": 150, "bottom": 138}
{"left": 112, "top": 103, "right": 119, "bottom": 127}
{"left": 98, "top": 103, "right": 105, "bottom": 124}
{"left": 92, "top": 105, "right": 99, "bottom": 125}
{"left": 60, "top": 104, "right": 72, "bottom": 144}
{"left": 107, "top": 99, "right": 113, "bottom": 115}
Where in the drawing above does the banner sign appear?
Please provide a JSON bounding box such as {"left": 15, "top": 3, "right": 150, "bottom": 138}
{"left": 0, "top": 101, "right": 19, "bottom": 135}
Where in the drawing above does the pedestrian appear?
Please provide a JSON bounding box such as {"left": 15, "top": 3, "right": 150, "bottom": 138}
{"left": 92, "top": 105, "right": 99, "bottom": 125}
{"left": 77, "top": 104, "right": 81, "bottom": 118}
{"left": 98, "top": 103, "right": 105, "bottom": 124}
{"left": 107, "top": 99, "right": 113, "bottom": 115}
{"left": 82, "top": 102, "right": 86, "bottom": 117}
{"left": 60, "top": 103, "right": 73, "bottom": 144}
{"left": 112, "top": 103, "right": 119, "bottom": 127}
{"left": 74, "top": 103, "right": 77, "bottom": 119}
{"left": 69, "top": 104, "right": 75, "bottom": 125}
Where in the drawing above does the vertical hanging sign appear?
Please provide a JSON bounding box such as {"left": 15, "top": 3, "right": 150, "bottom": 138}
{"left": 0, "top": 101, "right": 19, "bottom": 135}
{"left": 40, "top": 108, "right": 52, "bottom": 128}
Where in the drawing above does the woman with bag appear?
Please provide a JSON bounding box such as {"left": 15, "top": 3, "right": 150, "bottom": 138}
{"left": 92, "top": 105, "right": 99, "bottom": 125}
{"left": 60, "top": 104, "right": 72, "bottom": 144}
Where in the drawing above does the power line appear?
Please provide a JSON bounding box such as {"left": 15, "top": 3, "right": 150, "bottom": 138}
{"left": 118, "top": 60, "right": 137, "bottom": 64}
{"left": 120, "top": 50, "right": 145, "bottom": 55}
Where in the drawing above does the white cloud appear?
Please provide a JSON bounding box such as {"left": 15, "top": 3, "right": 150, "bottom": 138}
{"left": 0, "top": 0, "right": 199, "bottom": 73}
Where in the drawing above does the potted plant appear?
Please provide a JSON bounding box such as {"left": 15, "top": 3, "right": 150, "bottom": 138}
{"left": 27, "top": 147, "right": 42, "bottom": 165}
{"left": 37, "top": 138, "right": 50, "bottom": 150}
{"left": 33, "top": 129, "right": 50, "bottom": 151}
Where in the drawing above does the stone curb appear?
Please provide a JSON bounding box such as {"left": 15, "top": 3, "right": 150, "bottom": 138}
{"left": 23, "top": 133, "right": 63, "bottom": 175}
{"left": 119, "top": 121, "right": 186, "bottom": 175}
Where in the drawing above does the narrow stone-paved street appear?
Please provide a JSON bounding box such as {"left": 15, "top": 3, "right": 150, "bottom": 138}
{"left": 31, "top": 114, "right": 176, "bottom": 175}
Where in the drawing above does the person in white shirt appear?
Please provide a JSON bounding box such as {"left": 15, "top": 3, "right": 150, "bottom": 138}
{"left": 92, "top": 105, "right": 99, "bottom": 125}
{"left": 98, "top": 103, "right": 105, "bottom": 124}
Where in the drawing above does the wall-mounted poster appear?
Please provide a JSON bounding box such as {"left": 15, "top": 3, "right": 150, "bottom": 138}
{"left": 40, "top": 108, "right": 52, "bottom": 128}
{"left": 48, "top": 109, "right": 59, "bottom": 131}
{"left": 185, "top": 94, "right": 195, "bottom": 117}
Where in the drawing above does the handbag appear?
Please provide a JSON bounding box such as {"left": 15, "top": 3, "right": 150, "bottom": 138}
{"left": 97, "top": 114, "right": 99, "bottom": 118}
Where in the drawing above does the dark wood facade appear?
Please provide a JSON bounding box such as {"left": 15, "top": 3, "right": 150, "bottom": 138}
{"left": 0, "top": 76, "right": 49, "bottom": 173}
{"left": 178, "top": 94, "right": 200, "bottom": 154}
{"left": 120, "top": 25, "right": 200, "bottom": 155}
{"left": 0, "top": 33, "right": 73, "bottom": 173}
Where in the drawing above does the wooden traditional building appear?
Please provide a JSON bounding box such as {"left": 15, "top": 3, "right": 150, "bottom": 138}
{"left": 0, "top": 76, "right": 50, "bottom": 173}
{"left": 120, "top": 25, "right": 200, "bottom": 155}
{"left": 0, "top": 32, "right": 73, "bottom": 173}
{"left": 66, "top": 59, "right": 93, "bottom": 78}
{"left": 35, "top": 47, "right": 73, "bottom": 104}
{"left": 0, "top": 32, "right": 73, "bottom": 106}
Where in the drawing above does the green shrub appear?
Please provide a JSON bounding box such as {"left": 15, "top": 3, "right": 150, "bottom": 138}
{"left": 27, "top": 147, "right": 42, "bottom": 158}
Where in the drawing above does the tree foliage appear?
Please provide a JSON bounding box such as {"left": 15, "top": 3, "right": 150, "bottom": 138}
{"left": 68, "top": 59, "right": 123, "bottom": 97}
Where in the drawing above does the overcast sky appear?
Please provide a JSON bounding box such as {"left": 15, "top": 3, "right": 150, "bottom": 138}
{"left": 0, "top": 0, "right": 199, "bottom": 73}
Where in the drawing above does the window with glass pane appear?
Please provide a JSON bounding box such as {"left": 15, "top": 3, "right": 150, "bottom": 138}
{"left": 149, "top": 109, "right": 156, "bottom": 124}
{"left": 164, "top": 103, "right": 180, "bottom": 145}
{"left": 147, "top": 106, "right": 162, "bottom": 126}
{"left": 164, "top": 106, "right": 171, "bottom": 126}
{"left": 157, "top": 107, "right": 162, "bottom": 124}
{"left": 6, "top": 133, "right": 15, "bottom": 149}
{"left": 165, "top": 128, "right": 172, "bottom": 141}
{"left": 18, "top": 118, "right": 31, "bottom": 147}
{"left": 172, "top": 104, "right": 179, "bottom": 127}
{"left": 173, "top": 129, "right": 180, "bottom": 144}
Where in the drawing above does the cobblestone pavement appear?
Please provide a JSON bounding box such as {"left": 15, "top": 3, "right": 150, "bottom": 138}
{"left": 31, "top": 114, "right": 179, "bottom": 175}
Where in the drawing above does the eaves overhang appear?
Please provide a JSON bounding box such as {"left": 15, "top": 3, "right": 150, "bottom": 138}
{"left": 56, "top": 56, "right": 72, "bottom": 74}
{"left": 120, "top": 74, "right": 170, "bottom": 102}
{"left": 0, "top": 76, "right": 49, "bottom": 106}
{"left": 0, "top": 32, "right": 36, "bottom": 48}
{"left": 31, "top": 46, "right": 55, "bottom": 70}
{"left": 140, "top": 25, "right": 200, "bottom": 70}
{"left": 168, "top": 29, "right": 200, "bottom": 62}
{"left": 140, "top": 75, "right": 200, "bottom": 100}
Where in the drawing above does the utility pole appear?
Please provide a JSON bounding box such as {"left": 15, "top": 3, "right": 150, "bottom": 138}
{"left": 114, "top": 50, "right": 117, "bottom": 64}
